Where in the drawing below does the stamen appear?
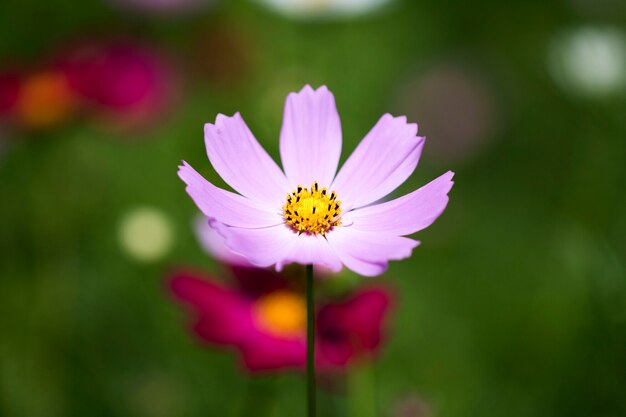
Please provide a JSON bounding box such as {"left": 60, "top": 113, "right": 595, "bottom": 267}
{"left": 282, "top": 182, "right": 342, "bottom": 235}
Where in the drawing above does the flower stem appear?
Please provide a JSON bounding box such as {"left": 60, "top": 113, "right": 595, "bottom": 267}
{"left": 306, "top": 264, "right": 316, "bottom": 417}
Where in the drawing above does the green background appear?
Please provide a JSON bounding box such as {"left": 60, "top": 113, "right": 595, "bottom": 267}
{"left": 1, "top": 0, "right": 626, "bottom": 416}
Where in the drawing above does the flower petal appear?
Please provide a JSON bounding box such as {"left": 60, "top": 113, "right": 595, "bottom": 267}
{"left": 238, "top": 335, "right": 306, "bottom": 372}
{"left": 343, "top": 171, "right": 454, "bottom": 235}
{"left": 169, "top": 271, "right": 254, "bottom": 345}
{"left": 178, "top": 161, "right": 282, "bottom": 228}
{"left": 317, "top": 336, "right": 353, "bottom": 368}
{"left": 336, "top": 287, "right": 392, "bottom": 351}
{"left": 205, "top": 113, "right": 289, "bottom": 208}
{"left": 276, "top": 233, "right": 343, "bottom": 273}
{"left": 317, "top": 287, "right": 392, "bottom": 366}
{"left": 280, "top": 85, "right": 342, "bottom": 188}
{"left": 211, "top": 221, "right": 342, "bottom": 272}
{"left": 326, "top": 227, "right": 420, "bottom": 277}
{"left": 194, "top": 216, "right": 292, "bottom": 296}
{"left": 194, "top": 215, "right": 253, "bottom": 267}
{"left": 331, "top": 114, "right": 425, "bottom": 210}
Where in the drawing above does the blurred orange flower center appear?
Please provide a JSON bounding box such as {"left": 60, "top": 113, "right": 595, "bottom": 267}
{"left": 254, "top": 291, "right": 306, "bottom": 337}
{"left": 283, "top": 182, "right": 342, "bottom": 236}
{"left": 17, "top": 71, "right": 74, "bottom": 128}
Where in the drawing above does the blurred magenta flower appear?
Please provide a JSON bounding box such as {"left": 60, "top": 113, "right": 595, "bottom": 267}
{"left": 179, "top": 85, "right": 454, "bottom": 277}
{"left": 58, "top": 40, "right": 176, "bottom": 129}
{"left": 0, "top": 69, "right": 76, "bottom": 129}
{"left": 169, "top": 268, "right": 392, "bottom": 372}
{"left": 173, "top": 217, "right": 392, "bottom": 373}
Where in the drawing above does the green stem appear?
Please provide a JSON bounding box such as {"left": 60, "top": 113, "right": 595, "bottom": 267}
{"left": 306, "top": 264, "right": 316, "bottom": 417}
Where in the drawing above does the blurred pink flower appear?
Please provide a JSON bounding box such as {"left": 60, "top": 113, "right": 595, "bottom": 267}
{"left": 169, "top": 268, "right": 392, "bottom": 373}
{"left": 179, "top": 85, "right": 454, "bottom": 277}
{"left": 58, "top": 40, "right": 176, "bottom": 129}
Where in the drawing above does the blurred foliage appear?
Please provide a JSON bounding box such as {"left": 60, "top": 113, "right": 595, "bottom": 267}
{"left": 1, "top": 0, "right": 626, "bottom": 416}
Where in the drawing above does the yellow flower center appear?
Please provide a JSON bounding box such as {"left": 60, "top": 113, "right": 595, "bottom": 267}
{"left": 282, "top": 182, "right": 342, "bottom": 236}
{"left": 254, "top": 291, "right": 306, "bottom": 337}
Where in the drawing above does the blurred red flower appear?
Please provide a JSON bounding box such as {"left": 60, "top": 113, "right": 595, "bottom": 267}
{"left": 169, "top": 267, "right": 393, "bottom": 373}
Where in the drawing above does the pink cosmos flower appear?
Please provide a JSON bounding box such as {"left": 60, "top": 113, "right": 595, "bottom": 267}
{"left": 169, "top": 268, "right": 392, "bottom": 372}
{"left": 194, "top": 215, "right": 253, "bottom": 268}
{"left": 179, "top": 85, "right": 454, "bottom": 276}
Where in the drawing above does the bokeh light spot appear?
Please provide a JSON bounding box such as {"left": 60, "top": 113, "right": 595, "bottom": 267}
{"left": 548, "top": 26, "right": 626, "bottom": 97}
{"left": 119, "top": 206, "right": 174, "bottom": 262}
